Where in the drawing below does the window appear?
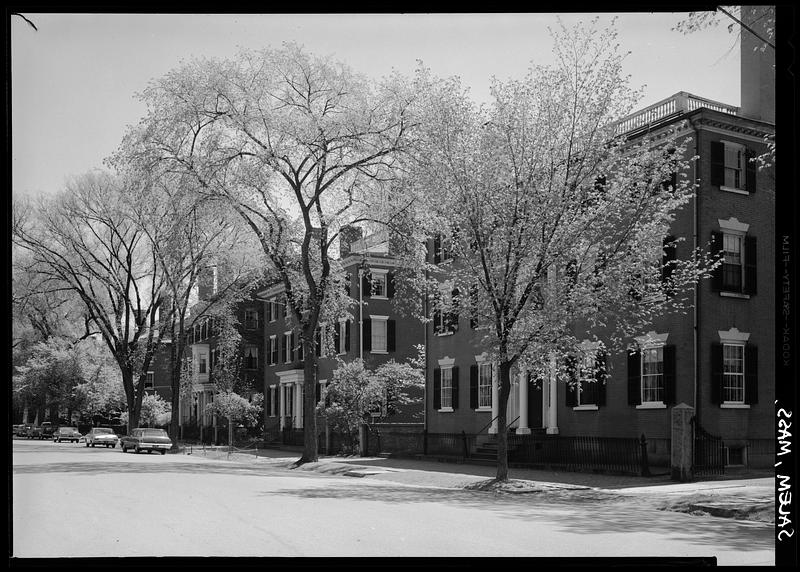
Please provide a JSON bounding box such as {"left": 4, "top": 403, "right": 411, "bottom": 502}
{"left": 198, "top": 353, "right": 207, "bottom": 374}
{"left": 372, "top": 272, "right": 387, "bottom": 298}
{"left": 710, "top": 140, "right": 755, "bottom": 194}
{"left": 641, "top": 347, "right": 664, "bottom": 404}
{"left": 283, "top": 332, "right": 293, "bottom": 363}
{"left": 567, "top": 344, "right": 607, "bottom": 409}
{"left": 371, "top": 317, "right": 388, "bottom": 353}
{"left": 433, "top": 233, "right": 454, "bottom": 263}
{"left": 627, "top": 332, "right": 675, "bottom": 408}
{"left": 269, "top": 336, "right": 278, "bottom": 365}
{"left": 478, "top": 363, "right": 492, "bottom": 409}
{"left": 722, "top": 344, "right": 745, "bottom": 403}
{"left": 267, "top": 386, "right": 277, "bottom": 417}
{"left": 244, "top": 309, "right": 259, "bottom": 330}
{"left": 434, "top": 358, "right": 459, "bottom": 411}
{"left": 269, "top": 299, "right": 278, "bottom": 322}
{"left": 244, "top": 346, "right": 259, "bottom": 370}
{"left": 712, "top": 328, "right": 757, "bottom": 407}
{"left": 336, "top": 320, "right": 350, "bottom": 355}
{"left": 712, "top": 219, "right": 756, "bottom": 296}
{"left": 145, "top": 372, "right": 154, "bottom": 391}
{"left": 433, "top": 288, "right": 459, "bottom": 335}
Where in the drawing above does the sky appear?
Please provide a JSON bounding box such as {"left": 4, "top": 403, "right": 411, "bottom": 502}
{"left": 10, "top": 12, "right": 741, "bottom": 198}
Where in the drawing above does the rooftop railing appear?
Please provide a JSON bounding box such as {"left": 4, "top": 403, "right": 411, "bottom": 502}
{"left": 615, "top": 91, "right": 739, "bottom": 135}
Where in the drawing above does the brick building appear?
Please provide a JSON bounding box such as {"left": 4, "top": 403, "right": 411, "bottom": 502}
{"left": 259, "top": 227, "right": 426, "bottom": 448}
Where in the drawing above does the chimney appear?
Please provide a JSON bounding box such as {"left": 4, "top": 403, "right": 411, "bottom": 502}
{"left": 339, "top": 225, "right": 363, "bottom": 258}
{"left": 740, "top": 6, "right": 775, "bottom": 123}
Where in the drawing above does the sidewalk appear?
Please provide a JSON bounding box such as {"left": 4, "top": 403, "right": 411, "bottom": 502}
{"left": 185, "top": 445, "right": 775, "bottom": 523}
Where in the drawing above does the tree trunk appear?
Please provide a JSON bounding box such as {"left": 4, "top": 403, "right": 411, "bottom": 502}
{"left": 298, "top": 333, "right": 319, "bottom": 464}
{"left": 495, "top": 360, "right": 513, "bottom": 482}
{"left": 168, "top": 315, "right": 185, "bottom": 450}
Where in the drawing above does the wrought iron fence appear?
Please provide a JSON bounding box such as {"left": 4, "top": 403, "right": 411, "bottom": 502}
{"left": 508, "top": 434, "right": 645, "bottom": 475}
{"left": 692, "top": 418, "right": 725, "bottom": 476}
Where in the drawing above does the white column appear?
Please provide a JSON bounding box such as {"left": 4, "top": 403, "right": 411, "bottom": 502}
{"left": 516, "top": 371, "right": 531, "bottom": 435}
{"left": 489, "top": 362, "right": 499, "bottom": 434}
{"left": 294, "top": 382, "right": 303, "bottom": 429}
{"left": 546, "top": 353, "right": 559, "bottom": 434}
{"left": 279, "top": 385, "right": 286, "bottom": 430}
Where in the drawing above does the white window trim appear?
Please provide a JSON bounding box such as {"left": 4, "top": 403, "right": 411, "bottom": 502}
{"left": 337, "top": 319, "right": 348, "bottom": 355}
{"left": 475, "top": 359, "right": 493, "bottom": 411}
{"left": 718, "top": 140, "right": 748, "bottom": 194}
{"left": 369, "top": 268, "right": 389, "bottom": 300}
{"left": 284, "top": 331, "right": 293, "bottom": 364}
{"left": 718, "top": 328, "right": 749, "bottom": 406}
{"left": 269, "top": 299, "right": 278, "bottom": 322}
{"left": 370, "top": 315, "right": 389, "bottom": 354}
{"left": 573, "top": 405, "right": 599, "bottom": 411}
{"left": 438, "top": 356, "right": 455, "bottom": 411}
{"left": 145, "top": 371, "right": 155, "bottom": 390}
{"left": 269, "top": 335, "right": 277, "bottom": 365}
{"left": 635, "top": 331, "right": 668, "bottom": 407}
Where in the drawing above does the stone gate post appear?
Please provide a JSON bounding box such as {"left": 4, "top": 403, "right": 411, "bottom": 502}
{"left": 671, "top": 403, "right": 695, "bottom": 482}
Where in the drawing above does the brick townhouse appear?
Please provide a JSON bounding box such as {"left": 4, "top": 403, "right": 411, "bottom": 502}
{"left": 424, "top": 21, "right": 775, "bottom": 470}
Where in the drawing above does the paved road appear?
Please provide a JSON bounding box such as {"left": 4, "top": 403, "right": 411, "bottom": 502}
{"left": 11, "top": 440, "right": 774, "bottom": 564}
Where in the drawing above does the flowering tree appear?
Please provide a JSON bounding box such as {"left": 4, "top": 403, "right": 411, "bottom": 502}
{"left": 405, "top": 20, "right": 717, "bottom": 481}
{"left": 122, "top": 393, "right": 170, "bottom": 428}
{"left": 317, "top": 347, "right": 425, "bottom": 453}
{"left": 122, "top": 43, "right": 417, "bottom": 463}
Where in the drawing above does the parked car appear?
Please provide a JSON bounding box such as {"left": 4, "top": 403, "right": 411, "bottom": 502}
{"left": 53, "top": 426, "right": 81, "bottom": 443}
{"left": 120, "top": 428, "right": 172, "bottom": 455}
{"left": 12, "top": 424, "right": 24, "bottom": 436}
{"left": 17, "top": 424, "right": 34, "bottom": 438}
{"left": 84, "top": 427, "right": 119, "bottom": 448}
{"left": 29, "top": 422, "right": 56, "bottom": 440}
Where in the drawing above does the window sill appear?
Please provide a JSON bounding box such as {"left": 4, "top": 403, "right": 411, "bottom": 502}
{"left": 636, "top": 402, "right": 667, "bottom": 410}
{"left": 370, "top": 350, "right": 388, "bottom": 355}
{"left": 476, "top": 407, "right": 492, "bottom": 412}
{"left": 573, "top": 405, "right": 599, "bottom": 411}
{"left": 720, "top": 291, "right": 751, "bottom": 299}
{"left": 720, "top": 403, "right": 751, "bottom": 409}
{"left": 371, "top": 295, "right": 388, "bottom": 300}
{"left": 435, "top": 331, "right": 455, "bottom": 337}
{"left": 719, "top": 186, "right": 749, "bottom": 196}
{"left": 438, "top": 407, "right": 454, "bottom": 413}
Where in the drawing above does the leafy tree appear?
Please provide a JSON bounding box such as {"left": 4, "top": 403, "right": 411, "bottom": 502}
{"left": 122, "top": 42, "right": 417, "bottom": 464}
{"left": 317, "top": 347, "right": 425, "bottom": 453}
{"left": 405, "top": 19, "right": 716, "bottom": 481}
{"left": 13, "top": 171, "right": 168, "bottom": 431}
{"left": 122, "top": 393, "right": 171, "bottom": 428}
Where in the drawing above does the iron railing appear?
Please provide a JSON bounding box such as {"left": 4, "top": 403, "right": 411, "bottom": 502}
{"left": 692, "top": 417, "right": 725, "bottom": 476}
{"left": 615, "top": 91, "right": 739, "bottom": 135}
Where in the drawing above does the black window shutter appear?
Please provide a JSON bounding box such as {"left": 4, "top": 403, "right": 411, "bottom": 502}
{"left": 710, "top": 343, "right": 723, "bottom": 405}
{"left": 662, "top": 236, "right": 677, "bottom": 296}
{"left": 449, "top": 288, "right": 460, "bottom": 332}
{"left": 565, "top": 355, "right": 577, "bottom": 407}
{"left": 265, "top": 387, "right": 272, "bottom": 415}
{"left": 451, "top": 366, "right": 459, "bottom": 410}
{"left": 362, "top": 319, "right": 372, "bottom": 352}
{"left": 745, "top": 148, "right": 756, "bottom": 193}
{"left": 387, "top": 320, "right": 396, "bottom": 352}
{"left": 433, "top": 235, "right": 441, "bottom": 264}
{"left": 744, "top": 236, "right": 757, "bottom": 295}
{"left": 470, "top": 364, "right": 479, "bottom": 409}
{"left": 745, "top": 345, "right": 758, "bottom": 404}
{"left": 345, "top": 321, "right": 351, "bottom": 352}
{"left": 433, "top": 368, "right": 441, "bottom": 410}
{"left": 362, "top": 272, "right": 371, "bottom": 297}
{"left": 710, "top": 231, "right": 723, "bottom": 291}
{"left": 298, "top": 336, "right": 304, "bottom": 362}
{"left": 344, "top": 273, "right": 351, "bottom": 298}
{"left": 596, "top": 353, "right": 607, "bottom": 406}
{"left": 387, "top": 272, "right": 395, "bottom": 298}
{"left": 333, "top": 324, "right": 341, "bottom": 354}
{"left": 663, "top": 344, "right": 676, "bottom": 405}
{"left": 315, "top": 382, "right": 321, "bottom": 404}
{"left": 710, "top": 141, "right": 724, "bottom": 187}
{"left": 281, "top": 335, "right": 287, "bottom": 362}
{"left": 433, "top": 309, "right": 442, "bottom": 334}
{"left": 267, "top": 301, "right": 273, "bottom": 322}
{"left": 627, "top": 350, "right": 642, "bottom": 405}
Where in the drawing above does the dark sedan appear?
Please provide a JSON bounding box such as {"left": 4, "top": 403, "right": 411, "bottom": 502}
{"left": 53, "top": 426, "right": 81, "bottom": 443}
{"left": 120, "top": 428, "right": 172, "bottom": 455}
